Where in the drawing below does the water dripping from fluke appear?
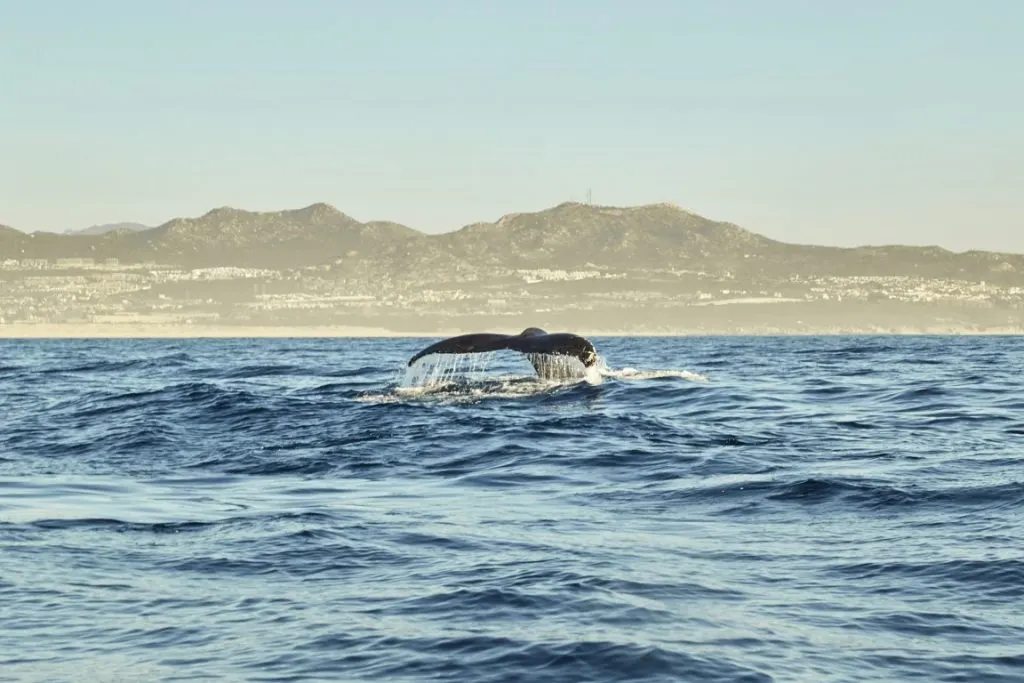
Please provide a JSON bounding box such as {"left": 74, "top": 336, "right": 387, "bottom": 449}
{"left": 401, "top": 352, "right": 501, "bottom": 388}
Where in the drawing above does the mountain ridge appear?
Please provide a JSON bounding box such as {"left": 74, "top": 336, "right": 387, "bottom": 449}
{"left": 70, "top": 222, "right": 150, "bottom": 236}
{"left": 5, "top": 200, "right": 1003, "bottom": 253}
{"left": 1, "top": 202, "right": 1021, "bottom": 284}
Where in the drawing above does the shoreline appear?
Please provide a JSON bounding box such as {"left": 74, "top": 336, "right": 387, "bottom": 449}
{"left": 1, "top": 323, "right": 1023, "bottom": 339}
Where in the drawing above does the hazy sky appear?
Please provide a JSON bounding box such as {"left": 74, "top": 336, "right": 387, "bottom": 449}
{"left": 2, "top": 0, "right": 1022, "bottom": 251}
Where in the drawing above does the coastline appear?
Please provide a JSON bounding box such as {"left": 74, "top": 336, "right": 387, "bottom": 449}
{"left": 1, "top": 323, "right": 1022, "bottom": 339}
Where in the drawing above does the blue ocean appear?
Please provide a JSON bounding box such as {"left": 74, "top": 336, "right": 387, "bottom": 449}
{"left": 2, "top": 335, "right": 1023, "bottom": 682}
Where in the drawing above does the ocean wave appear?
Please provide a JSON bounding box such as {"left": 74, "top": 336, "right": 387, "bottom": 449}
{"left": 2, "top": 336, "right": 1023, "bottom": 682}
{"left": 828, "top": 558, "right": 1024, "bottom": 598}
{"left": 287, "top": 635, "right": 773, "bottom": 683}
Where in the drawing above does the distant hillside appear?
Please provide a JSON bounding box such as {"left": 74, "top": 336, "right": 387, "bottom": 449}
{"left": 124, "top": 203, "right": 424, "bottom": 268}
{"left": 71, "top": 222, "right": 150, "bottom": 236}
{"left": 1, "top": 201, "right": 1022, "bottom": 284}
{"left": 438, "top": 202, "right": 1024, "bottom": 284}
{"left": 0, "top": 203, "right": 424, "bottom": 268}
{"left": 438, "top": 202, "right": 776, "bottom": 269}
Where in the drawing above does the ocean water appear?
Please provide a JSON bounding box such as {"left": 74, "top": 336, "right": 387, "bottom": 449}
{"left": 1, "top": 335, "right": 1023, "bottom": 682}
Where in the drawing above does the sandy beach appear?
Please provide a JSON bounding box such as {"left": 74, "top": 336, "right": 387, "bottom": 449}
{"left": 0, "top": 323, "right": 668, "bottom": 338}
{"left": 0, "top": 323, "right": 421, "bottom": 339}
{"left": 1, "top": 323, "right": 1022, "bottom": 339}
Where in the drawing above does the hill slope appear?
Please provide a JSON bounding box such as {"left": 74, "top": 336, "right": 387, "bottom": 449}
{"left": 1, "top": 202, "right": 1021, "bottom": 284}
{"left": 71, "top": 222, "right": 150, "bottom": 236}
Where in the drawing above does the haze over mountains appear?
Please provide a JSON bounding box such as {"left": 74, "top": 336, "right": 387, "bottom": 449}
{"left": 2, "top": 202, "right": 1022, "bottom": 285}
{"left": 3, "top": 201, "right": 1024, "bottom": 335}
{"left": 68, "top": 222, "right": 150, "bottom": 236}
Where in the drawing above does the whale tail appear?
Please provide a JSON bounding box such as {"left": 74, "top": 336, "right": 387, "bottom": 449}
{"left": 407, "top": 327, "right": 598, "bottom": 377}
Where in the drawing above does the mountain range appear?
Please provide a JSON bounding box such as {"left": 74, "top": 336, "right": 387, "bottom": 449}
{"left": 68, "top": 222, "right": 150, "bottom": 236}
{"left": 2, "top": 202, "right": 1022, "bottom": 284}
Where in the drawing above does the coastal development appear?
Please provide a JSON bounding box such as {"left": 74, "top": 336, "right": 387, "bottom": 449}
{"left": 2, "top": 259, "right": 1022, "bottom": 335}
{"left": 2, "top": 202, "right": 1023, "bottom": 335}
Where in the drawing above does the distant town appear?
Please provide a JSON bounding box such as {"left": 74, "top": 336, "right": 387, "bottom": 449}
{"left": 3, "top": 256, "right": 1023, "bottom": 335}
{"left": 3, "top": 201, "right": 1024, "bottom": 335}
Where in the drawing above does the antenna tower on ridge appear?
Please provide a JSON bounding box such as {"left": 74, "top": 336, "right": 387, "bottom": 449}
{"left": 586, "top": 188, "right": 592, "bottom": 205}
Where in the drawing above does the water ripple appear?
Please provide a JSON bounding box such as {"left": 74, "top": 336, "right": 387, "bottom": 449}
{"left": 1, "top": 335, "right": 1023, "bottom": 681}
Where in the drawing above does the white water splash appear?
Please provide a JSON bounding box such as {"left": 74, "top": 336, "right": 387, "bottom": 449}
{"left": 400, "top": 352, "right": 499, "bottom": 388}
{"left": 367, "top": 378, "right": 564, "bottom": 404}
{"left": 356, "top": 351, "right": 708, "bottom": 404}
{"left": 398, "top": 352, "right": 710, "bottom": 389}
{"left": 599, "top": 366, "right": 709, "bottom": 383}
{"left": 524, "top": 353, "right": 599, "bottom": 384}
{"left": 358, "top": 351, "right": 598, "bottom": 404}
{"left": 400, "top": 352, "right": 600, "bottom": 389}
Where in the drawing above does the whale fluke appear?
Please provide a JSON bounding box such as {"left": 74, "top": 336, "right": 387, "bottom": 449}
{"left": 407, "top": 327, "right": 598, "bottom": 379}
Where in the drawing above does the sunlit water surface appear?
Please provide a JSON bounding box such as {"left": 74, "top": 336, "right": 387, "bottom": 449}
{"left": 2, "top": 336, "right": 1023, "bottom": 682}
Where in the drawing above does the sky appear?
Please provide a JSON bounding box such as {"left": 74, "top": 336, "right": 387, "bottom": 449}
{"left": 1, "top": 0, "right": 1022, "bottom": 252}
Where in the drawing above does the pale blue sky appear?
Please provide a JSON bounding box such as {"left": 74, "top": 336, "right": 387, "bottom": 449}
{"left": 2, "top": 0, "right": 1022, "bottom": 251}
